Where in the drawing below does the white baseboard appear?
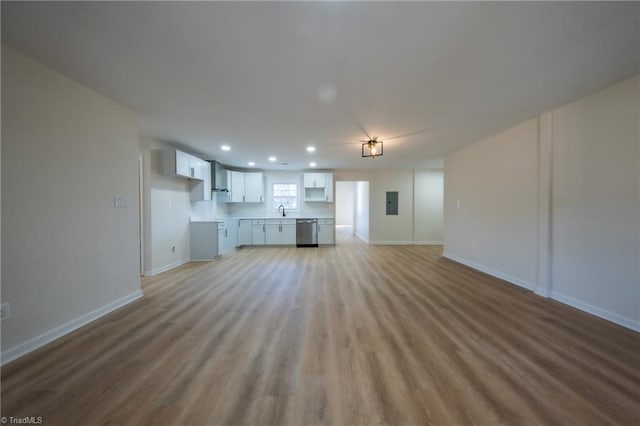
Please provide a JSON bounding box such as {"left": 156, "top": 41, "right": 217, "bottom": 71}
{"left": 550, "top": 291, "right": 640, "bottom": 332}
{"left": 371, "top": 240, "right": 414, "bottom": 245}
{"left": 1, "top": 290, "right": 144, "bottom": 366}
{"left": 354, "top": 233, "right": 369, "bottom": 244}
{"left": 370, "top": 240, "right": 444, "bottom": 245}
{"left": 534, "top": 287, "right": 551, "bottom": 298}
{"left": 144, "top": 258, "right": 190, "bottom": 276}
{"left": 442, "top": 252, "right": 639, "bottom": 333}
{"left": 442, "top": 252, "right": 536, "bottom": 291}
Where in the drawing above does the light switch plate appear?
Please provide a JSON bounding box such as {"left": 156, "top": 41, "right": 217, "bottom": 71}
{"left": 114, "top": 195, "right": 129, "bottom": 208}
{"left": 1, "top": 303, "right": 10, "bottom": 321}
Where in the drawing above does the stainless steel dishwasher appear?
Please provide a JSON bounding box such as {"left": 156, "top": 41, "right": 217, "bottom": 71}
{"left": 296, "top": 219, "right": 318, "bottom": 247}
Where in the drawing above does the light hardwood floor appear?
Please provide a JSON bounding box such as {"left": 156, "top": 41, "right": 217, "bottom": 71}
{"left": 2, "top": 228, "right": 639, "bottom": 425}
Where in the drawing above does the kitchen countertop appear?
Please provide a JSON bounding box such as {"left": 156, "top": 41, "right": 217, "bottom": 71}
{"left": 222, "top": 216, "right": 335, "bottom": 220}
{"left": 190, "top": 216, "right": 334, "bottom": 223}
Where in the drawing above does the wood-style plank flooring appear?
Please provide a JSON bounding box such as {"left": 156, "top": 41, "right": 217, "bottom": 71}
{"left": 2, "top": 228, "right": 640, "bottom": 425}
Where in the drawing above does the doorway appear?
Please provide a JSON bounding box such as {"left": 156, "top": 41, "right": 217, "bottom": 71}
{"left": 335, "top": 181, "right": 370, "bottom": 244}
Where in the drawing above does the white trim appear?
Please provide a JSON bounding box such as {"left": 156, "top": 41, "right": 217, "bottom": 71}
{"left": 370, "top": 240, "right": 414, "bottom": 245}
{"left": 144, "top": 258, "right": 190, "bottom": 276}
{"left": 370, "top": 240, "right": 444, "bottom": 245}
{"left": 139, "top": 155, "right": 145, "bottom": 276}
{"left": 442, "top": 252, "right": 639, "bottom": 333}
{"left": 534, "top": 287, "right": 552, "bottom": 298}
{"left": 550, "top": 291, "right": 640, "bottom": 332}
{"left": 442, "top": 252, "right": 536, "bottom": 291}
{"left": 1, "top": 290, "right": 144, "bottom": 365}
{"left": 354, "top": 233, "right": 369, "bottom": 244}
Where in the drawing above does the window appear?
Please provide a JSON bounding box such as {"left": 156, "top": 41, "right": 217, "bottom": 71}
{"left": 272, "top": 183, "right": 298, "bottom": 210}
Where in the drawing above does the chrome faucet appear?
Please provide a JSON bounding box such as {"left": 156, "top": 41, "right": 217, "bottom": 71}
{"left": 278, "top": 204, "right": 286, "bottom": 217}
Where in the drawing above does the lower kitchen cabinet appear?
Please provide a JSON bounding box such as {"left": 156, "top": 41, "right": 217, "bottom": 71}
{"left": 252, "top": 220, "right": 266, "bottom": 245}
{"left": 237, "top": 219, "right": 252, "bottom": 246}
{"left": 265, "top": 219, "right": 296, "bottom": 245}
{"left": 318, "top": 219, "right": 334, "bottom": 245}
{"left": 190, "top": 222, "right": 218, "bottom": 260}
{"left": 225, "top": 219, "right": 238, "bottom": 252}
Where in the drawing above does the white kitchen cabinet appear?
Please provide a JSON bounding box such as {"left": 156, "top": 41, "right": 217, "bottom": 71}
{"left": 190, "top": 160, "right": 212, "bottom": 201}
{"left": 252, "top": 220, "right": 266, "bottom": 245}
{"left": 265, "top": 223, "right": 280, "bottom": 245}
{"left": 237, "top": 219, "right": 252, "bottom": 246}
{"left": 281, "top": 222, "right": 296, "bottom": 245}
{"left": 265, "top": 219, "right": 296, "bottom": 245}
{"left": 304, "top": 173, "right": 326, "bottom": 188}
{"left": 230, "top": 171, "right": 245, "bottom": 203}
{"left": 324, "top": 173, "right": 333, "bottom": 202}
{"left": 176, "top": 151, "right": 191, "bottom": 177}
{"left": 217, "top": 222, "right": 226, "bottom": 256}
{"left": 161, "top": 149, "right": 206, "bottom": 180}
{"left": 304, "top": 173, "right": 333, "bottom": 202}
{"left": 225, "top": 219, "right": 238, "bottom": 252}
{"left": 318, "top": 219, "right": 335, "bottom": 245}
{"left": 190, "top": 222, "right": 218, "bottom": 260}
{"left": 244, "top": 172, "right": 264, "bottom": 203}
{"left": 191, "top": 157, "right": 205, "bottom": 180}
{"left": 229, "top": 171, "right": 264, "bottom": 203}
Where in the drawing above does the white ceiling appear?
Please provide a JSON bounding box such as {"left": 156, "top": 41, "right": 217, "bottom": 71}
{"left": 2, "top": 2, "right": 638, "bottom": 170}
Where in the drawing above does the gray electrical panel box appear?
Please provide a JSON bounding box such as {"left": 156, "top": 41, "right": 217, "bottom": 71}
{"left": 386, "top": 191, "right": 398, "bottom": 215}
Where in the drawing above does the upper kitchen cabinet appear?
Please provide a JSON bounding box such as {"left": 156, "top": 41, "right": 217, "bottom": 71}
{"left": 229, "top": 171, "right": 264, "bottom": 203}
{"left": 304, "top": 173, "right": 325, "bottom": 188}
{"left": 230, "top": 171, "right": 245, "bottom": 203}
{"left": 190, "top": 160, "right": 212, "bottom": 201}
{"left": 161, "top": 149, "right": 205, "bottom": 180}
{"left": 244, "top": 172, "right": 264, "bottom": 203}
{"left": 304, "top": 172, "right": 333, "bottom": 202}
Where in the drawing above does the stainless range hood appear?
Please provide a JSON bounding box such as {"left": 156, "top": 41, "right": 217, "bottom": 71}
{"left": 210, "top": 161, "right": 229, "bottom": 192}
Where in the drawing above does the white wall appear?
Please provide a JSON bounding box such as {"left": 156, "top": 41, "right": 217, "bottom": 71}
{"left": 444, "top": 119, "right": 539, "bottom": 289}
{"left": 1, "top": 46, "right": 142, "bottom": 362}
{"left": 140, "top": 137, "right": 200, "bottom": 275}
{"left": 335, "top": 181, "right": 355, "bottom": 227}
{"left": 551, "top": 76, "right": 639, "bottom": 326}
{"left": 443, "top": 75, "right": 639, "bottom": 330}
{"left": 414, "top": 170, "right": 444, "bottom": 243}
{"left": 355, "top": 181, "right": 370, "bottom": 243}
{"left": 335, "top": 169, "right": 444, "bottom": 245}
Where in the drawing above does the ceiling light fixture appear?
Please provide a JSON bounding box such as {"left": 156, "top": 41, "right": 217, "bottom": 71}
{"left": 306, "top": 146, "right": 316, "bottom": 153}
{"left": 221, "top": 145, "right": 231, "bottom": 151}
{"left": 309, "top": 162, "right": 317, "bottom": 167}
{"left": 362, "top": 138, "right": 383, "bottom": 158}
{"left": 268, "top": 156, "right": 277, "bottom": 162}
{"left": 247, "top": 161, "right": 255, "bottom": 167}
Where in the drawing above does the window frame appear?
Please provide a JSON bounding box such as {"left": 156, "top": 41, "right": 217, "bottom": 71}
{"left": 271, "top": 181, "right": 299, "bottom": 212}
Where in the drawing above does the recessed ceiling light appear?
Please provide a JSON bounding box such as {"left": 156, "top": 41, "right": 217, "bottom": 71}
{"left": 221, "top": 145, "right": 231, "bottom": 151}
{"left": 309, "top": 162, "right": 317, "bottom": 167}
{"left": 247, "top": 161, "right": 255, "bottom": 167}
{"left": 306, "top": 146, "right": 316, "bottom": 153}
{"left": 268, "top": 156, "right": 277, "bottom": 162}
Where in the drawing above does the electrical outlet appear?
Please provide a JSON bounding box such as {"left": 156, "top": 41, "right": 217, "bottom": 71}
{"left": 1, "top": 303, "right": 10, "bottom": 321}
